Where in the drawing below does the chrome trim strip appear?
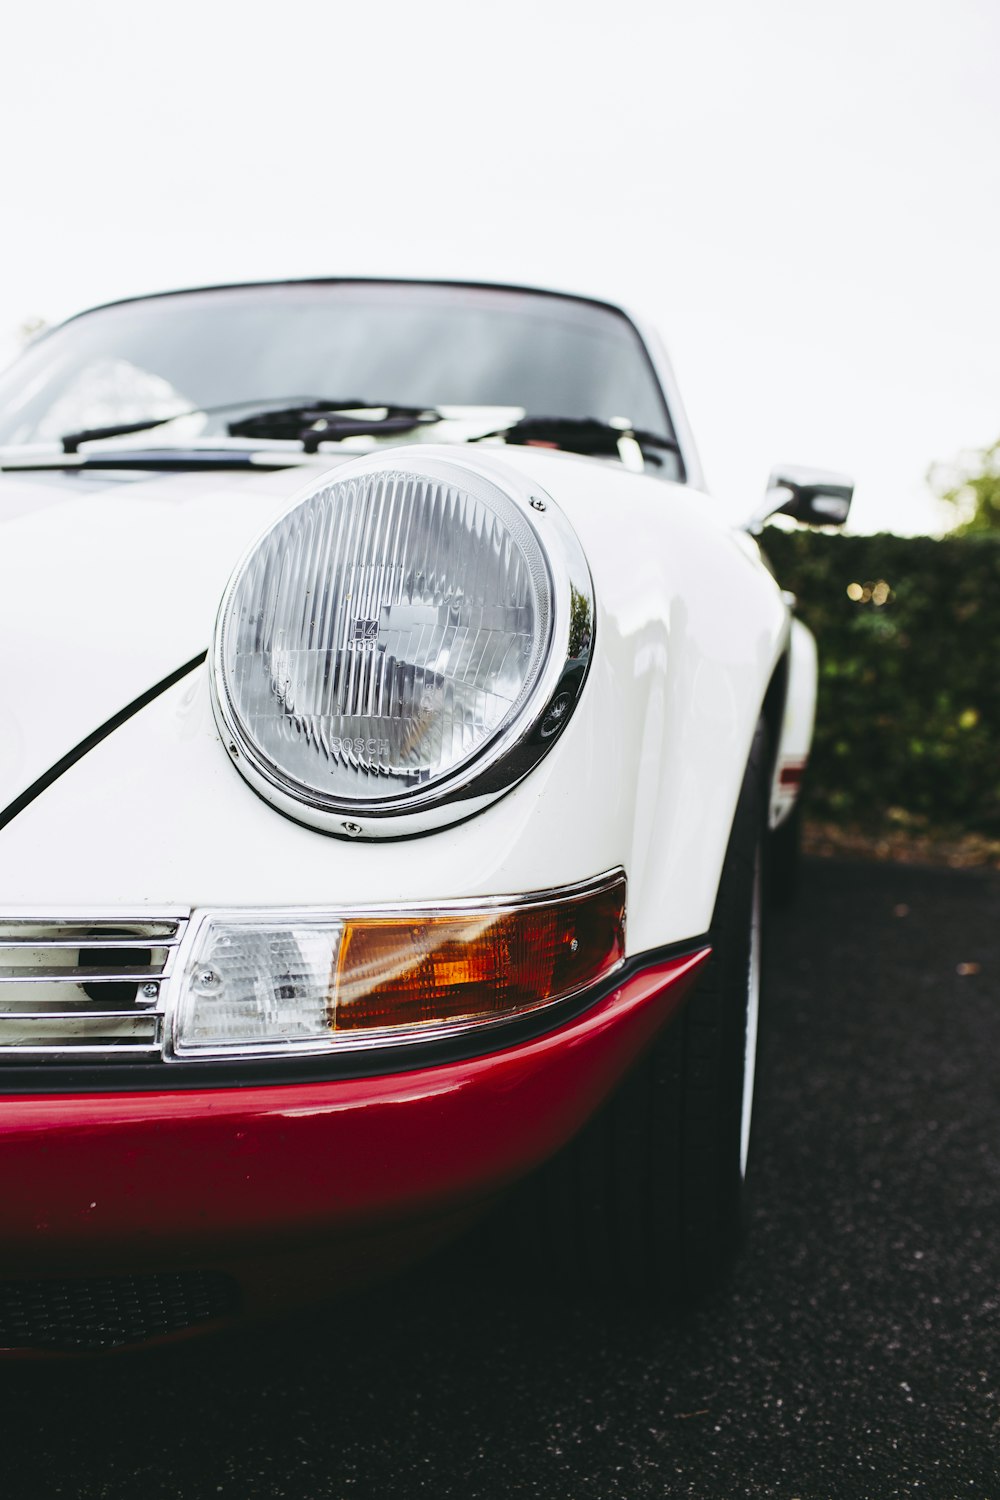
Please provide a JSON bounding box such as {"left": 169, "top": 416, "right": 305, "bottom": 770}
{"left": 0, "top": 1043, "right": 162, "bottom": 1057}
{"left": 0, "top": 935, "right": 180, "bottom": 950}
{"left": 0, "top": 966, "right": 166, "bottom": 984}
{"left": 0, "top": 1011, "right": 162, "bottom": 1026}
{"left": 180, "top": 867, "right": 620, "bottom": 922}
{"left": 0, "top": 914, "right": 187, "bottom": 932}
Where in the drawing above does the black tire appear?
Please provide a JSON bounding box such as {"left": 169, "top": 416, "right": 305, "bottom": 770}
{"left": 769, "top": 800, "right": 802, "bottom": 907}
{"left": 508, "top": 721, "right": 768, "bottom": 1301}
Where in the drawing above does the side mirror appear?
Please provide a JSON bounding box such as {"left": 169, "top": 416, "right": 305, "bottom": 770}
{"left": 747, "top": 465, "right": 854, "bottom": 534}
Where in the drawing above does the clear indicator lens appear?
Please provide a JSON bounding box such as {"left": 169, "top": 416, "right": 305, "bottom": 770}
{"left": 175, "top": 917, "right": 343, "bottom": 1053}
{"left": 218, "top": 466, "right": 552, "bottom": 807}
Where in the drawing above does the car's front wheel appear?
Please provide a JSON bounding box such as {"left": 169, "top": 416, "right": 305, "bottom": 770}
{"left": 508, "top": 721, "right": 768, "bottom": 1300}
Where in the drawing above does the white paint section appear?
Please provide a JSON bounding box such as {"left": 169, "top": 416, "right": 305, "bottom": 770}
{"left": 0, "top": 463, "right": 315, "bottom": 811}
{"left": 0, "top": 445, "right": 791, "bottom": 952}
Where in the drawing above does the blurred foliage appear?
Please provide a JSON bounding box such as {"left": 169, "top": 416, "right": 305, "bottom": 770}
{"left": 762, "top": 527, "right": 1000, "bottom": 834}
{"left": 929, "top": 437, "right": 1000, "bottom": 533}
{"left": 569, "top": 585, "right": 593, "bottom": 658}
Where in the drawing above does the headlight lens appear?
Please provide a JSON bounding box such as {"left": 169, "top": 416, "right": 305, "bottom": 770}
{"left": 170, "top": 874, "right": 626, "bottom": 1059}
{"left": 213, "top": 451, "right": 593, "bottom": 836}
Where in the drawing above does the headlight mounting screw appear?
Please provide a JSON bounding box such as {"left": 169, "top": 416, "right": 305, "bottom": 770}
{"left": 529, "top": 496, "right": 546, "bottom": 512}
{"left": 342, "top": 821, "right": 363, "bottom": 837}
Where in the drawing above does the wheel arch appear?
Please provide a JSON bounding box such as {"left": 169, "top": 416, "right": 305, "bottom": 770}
{"left": 760, "top": 650, "right": 790, "bottom": 785}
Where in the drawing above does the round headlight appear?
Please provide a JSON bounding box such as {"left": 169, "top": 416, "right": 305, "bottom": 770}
{"left": 213, "top": 450, "right": 593, "bottom": 837}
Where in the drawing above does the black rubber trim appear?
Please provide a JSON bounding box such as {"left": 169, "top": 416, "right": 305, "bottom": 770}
{"left": 0, "top": 654, "right": 207, "bottom": 834}
{"left": 0, "top": 935, "right": 711, "bottom": 1095}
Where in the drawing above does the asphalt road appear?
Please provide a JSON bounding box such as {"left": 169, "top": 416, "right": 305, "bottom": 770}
{"left": 1, "top": 858, "right": 998, "bottom": 1499}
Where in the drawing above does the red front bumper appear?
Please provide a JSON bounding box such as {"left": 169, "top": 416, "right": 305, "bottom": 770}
{"left": 0, "top": 948, "right": 707, "bottom": 1337}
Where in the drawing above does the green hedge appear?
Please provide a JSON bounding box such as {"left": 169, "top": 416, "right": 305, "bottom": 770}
{"left": 761, "top": 528, "right": 1000, "bottom": 834}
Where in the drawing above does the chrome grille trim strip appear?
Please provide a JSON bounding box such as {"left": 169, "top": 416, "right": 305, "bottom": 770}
{"left": 0, "top": 1011, "right": 162, "bottom": 1023}
{"left": 0, "top": 920, "right": 182, "bottom": 940}
{"left": 0, "top": 936, "right": 180, "bottom": 950}
{"left": 0, "top": 1043, "right": 162, "bottom": 1056}
{"left": 0, "top": 914, "right": 187, "bottom": 1062}
{"left": 0, "top": 966, "right": 167, "bottom": 984}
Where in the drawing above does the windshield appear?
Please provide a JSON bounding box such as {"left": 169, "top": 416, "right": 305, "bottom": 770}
{"left": 0, "top": 281, "right": 679, "bottom": 474}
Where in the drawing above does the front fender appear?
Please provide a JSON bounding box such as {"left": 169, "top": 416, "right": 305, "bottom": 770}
{"left": 0, "top": 459, "right": 789, "bottom": 954}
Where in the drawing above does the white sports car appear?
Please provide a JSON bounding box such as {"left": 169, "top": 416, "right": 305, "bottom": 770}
{"left": 0, "top": 280, "right": 851, "bottom": 1353}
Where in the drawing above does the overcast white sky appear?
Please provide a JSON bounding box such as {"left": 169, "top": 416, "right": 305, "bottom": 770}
{"left": 3, "top": 0, "right": 997, "bottom": 533}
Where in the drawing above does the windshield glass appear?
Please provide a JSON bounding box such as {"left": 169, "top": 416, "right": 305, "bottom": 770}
{"left": 0, "top": 282, "right": 678, "bottom": 470}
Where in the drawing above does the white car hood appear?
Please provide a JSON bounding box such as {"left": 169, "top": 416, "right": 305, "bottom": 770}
{"left": 0, "top": 461, "right": 315, "bottom": 817}
{"left": 0, "top": 446, "right": 722, "bottom": 823}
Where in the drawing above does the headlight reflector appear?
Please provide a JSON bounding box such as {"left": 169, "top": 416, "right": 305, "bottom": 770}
{"left": 170, "top": 874, "right": 626, "bottom": 1059}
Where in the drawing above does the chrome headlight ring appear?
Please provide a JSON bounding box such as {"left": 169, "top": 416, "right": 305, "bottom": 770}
{"left": 212, "top": 448, "right": 595, "bottom": 839}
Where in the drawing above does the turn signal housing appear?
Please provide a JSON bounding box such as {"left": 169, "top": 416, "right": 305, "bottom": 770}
{"left": 170, "top": 873, "right": 626, "bottom": 1059}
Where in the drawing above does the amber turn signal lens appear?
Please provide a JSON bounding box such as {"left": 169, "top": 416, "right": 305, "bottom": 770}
{"left": 331, "top": 874, "right": 626, "bottom": 1037}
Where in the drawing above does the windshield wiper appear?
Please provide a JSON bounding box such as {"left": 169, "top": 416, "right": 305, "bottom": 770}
{"left": 1, "top": 449, "right": 308, "bottom": 474}
{"left": 58, "top": 403, "right": 678, "bottom": 466}
{"left": 472, "top": 414, "right": 680, "bottom": 468}
{"left": 59, "top": 396, "right": 369, "bottom": 454}
{"left": 227, "top": 402, "right": 441, "bottom": 452}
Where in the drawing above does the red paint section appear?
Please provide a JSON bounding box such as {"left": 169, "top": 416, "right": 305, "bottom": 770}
{"left": 0, "top": 950, "right": 708, "bottom": 1277}
{"left": 779, "top": 761, "right": 805, "bottom": 788}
